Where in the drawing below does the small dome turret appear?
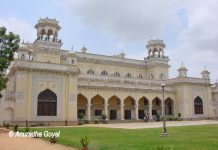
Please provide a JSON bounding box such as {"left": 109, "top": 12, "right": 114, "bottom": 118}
{"left": 178, "top": 62, "right": 188, "bottom": 77}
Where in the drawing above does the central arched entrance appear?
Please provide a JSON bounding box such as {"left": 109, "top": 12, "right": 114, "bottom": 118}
{"left": 91, "top": 95, "right": 105, "bottom": 120}
{"left": 138, "top": 97, "right": 149, "bottom": 119}
{"left": 194, "top": 96, "right": 203, "bottom": 114}
{"left": 165, "top": 97, "right": 174, "bottom": 116}
{"left": 152, "top": 97, "right": 162, "bottom": 119}
{"left": 108, "top": 95, "right": 121, "bottom": 120}
{"left": 124, "top": 96, "right": 136, "bottom": 120}
{"left": 37, "top": 89, "right": 57, "bottom": 116}
{"left": 77, "top": 94, "right": 88, "bottom": 119}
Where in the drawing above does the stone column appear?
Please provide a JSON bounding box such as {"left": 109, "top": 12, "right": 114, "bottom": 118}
{"left": 104, "top": 104, "right": 108, "bottom": 119}
{"left": 135, "top": 103, "right": 139, "bottom": 120}
{"left": 87, "top": 100, "right": 91, "bottom": 121}
{"left": 120, "top": 101, "right": 124, "bottom": 120}
{"left": 149, "top": 105, "right": 152, "bottom": 120}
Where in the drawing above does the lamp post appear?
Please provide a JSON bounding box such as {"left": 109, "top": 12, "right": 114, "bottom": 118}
{"left": 161, "top": 83, "right": 168, "bottom": 136}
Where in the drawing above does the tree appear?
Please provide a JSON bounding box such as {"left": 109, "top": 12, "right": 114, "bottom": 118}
{"left": 0, "top": 27, "right": 20, "bottom": 95}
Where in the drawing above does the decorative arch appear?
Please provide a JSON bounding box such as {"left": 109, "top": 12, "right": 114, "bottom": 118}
{"left": 77, "top": 94, "right": 88, "bottom": 117}
{"left": 87, "top": 69, "right": 95, "bottom": 75}
{"left": 114, "top": 72, "right": 120, "bottom": 77}
{"left": 152, "top": 97, "right": 162, "bottom": 116}
{"left": 37, "top": 89, "right": 57, "bottom": 116}
{"left": 101, "top": 70, "right": 108, "bottom": 76}
{"left": 124, "top": 96, "right": 135, "bottom": 106}
{"left": 138, "top": 96, "right": 149, "bottom": 119}
{"left": 108, "top": 95, "right": 121, "bottom": 120}
{"left": 124, "top": 96, "right": 135, "bottom": 120}
{"left": 91, "top": 95, "right": 105, "bottom": 117}
{"left": 108, "top": 95, "right": 121, "bottom": 106}
{"left": 194, "top": 96, "right": 203, "bottom": 114}
{"left": 138, "top": 96, "right": 149, "bottom": 106}
{"left": 137, "top": 74, "right": 143, "bottom": 79}
{"left": 125, "top": 73, "right": 132, "bottom": 78}
{"left": 164, "top": 97, "right": 174, "bottom": 115}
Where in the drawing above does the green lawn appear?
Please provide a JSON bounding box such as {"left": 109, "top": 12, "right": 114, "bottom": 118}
{"left": 33, "top": 124, "right": 218, "bottom": 150}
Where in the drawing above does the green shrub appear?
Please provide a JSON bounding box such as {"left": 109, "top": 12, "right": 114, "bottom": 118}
{"left": 94, "top": 119, "right": 99, "bottom": 124}
{"left": 156, "top": 113, "right": 160, "bottom": 121}
{"left": 84, "top": 120, "right": 90, "bottom": 124}
{"left": 80, "top": 136, "right": 89, "bottom": 149}
{"left": 78, "top": 122, "right": 84, "bottom": 125}
{"left": 178, "top": 113, "right": 181, "bottom": 118}
{"left": 78, "top": 113, "right": 85, "bottom": 120}
{"left": 13, "top": 124, "right": 19, "bottom": 132}
{"left": 24, "top": 126, "right": 30, "bottom": 132}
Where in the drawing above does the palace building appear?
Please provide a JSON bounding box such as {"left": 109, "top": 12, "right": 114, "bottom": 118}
{"left": 0, "top": 18, "right": 218, "bottom": 126}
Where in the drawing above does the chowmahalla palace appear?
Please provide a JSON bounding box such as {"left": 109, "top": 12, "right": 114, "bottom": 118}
{"left": 0, "top": 18, "right": 218, "bottom": 126}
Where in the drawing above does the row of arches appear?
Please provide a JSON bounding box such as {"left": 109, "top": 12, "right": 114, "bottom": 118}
{"left": 1, "top": 89, "right": 204, "bottom": 123}
{"left": 77, "top": 94, "right": 174, "bottom": 120}
{"left": 32, "top": 89, "right": 203, "bottom": 121}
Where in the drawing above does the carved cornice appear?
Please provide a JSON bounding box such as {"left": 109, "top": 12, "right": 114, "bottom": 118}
{"left": 168, "top": 77, "right": 211, "bottom": 86}
{"left": 75, "top": 52, "right": 146, "bottom": 68}
{"left": 10, "top": 60, "right": 79, "bottom": 75}
{"left": 33, "top": 40, "right": 63, "bottom": 49}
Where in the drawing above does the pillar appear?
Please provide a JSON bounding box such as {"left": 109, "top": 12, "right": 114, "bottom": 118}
{"left": 104, "top": 104, "right": 108, "bottom": 119}
{"left": 135, "top": 103, "right": 139, "bottom": 120}
{"left": 120, "top": 101, "right": 124, "bottom": 120}
{"left": 149, "top": 105, "right": 152, "bottom": 120}
{"left": 87, "top": 100, "right": 91, "bottom": 120}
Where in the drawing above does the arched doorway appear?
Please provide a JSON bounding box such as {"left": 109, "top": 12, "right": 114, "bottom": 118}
{"left": 77, "top": 94, "right": 88, "bottom": 119}
{"left": 37, "top": 89, "right": 57, "bottom": 116}
{"left": 194, "top": 96, "right": 203, "bottom": 114}
{"left": 108, "top": 95, "right": 121, "bottom": 120}
{"left": 124, "top": 96, "right": 136, "bottom": 120}
{"left": 152, "top": 97, "right": 162, "bottom": 118}
{"left": 138, "top": 97, "right": 149, "bottom": 119}
{"left": 91, "top": 95, "right": 105, "bottom": 119}
{"left": 164, "top": 97, "right": 174, "bottom": 116}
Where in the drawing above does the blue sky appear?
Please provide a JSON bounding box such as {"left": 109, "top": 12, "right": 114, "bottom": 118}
{"left": 0, "top": 0, "right": 218, "bottom": 82}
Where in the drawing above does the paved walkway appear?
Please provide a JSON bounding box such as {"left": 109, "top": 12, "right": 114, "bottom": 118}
{"left": 83, "top": 120, "right": 218, "bottom": 129}
{"left": 0, "top": 129, "right": 77, "bottom": 150}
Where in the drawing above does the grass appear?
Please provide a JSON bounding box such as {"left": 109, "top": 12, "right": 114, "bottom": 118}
{"left": 32, "top": 124, "right": 218, "bottom": 150}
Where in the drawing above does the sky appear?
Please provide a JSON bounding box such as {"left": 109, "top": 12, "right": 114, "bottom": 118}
{"left": 0, "top": 0, "right": 218, "bottom": 82}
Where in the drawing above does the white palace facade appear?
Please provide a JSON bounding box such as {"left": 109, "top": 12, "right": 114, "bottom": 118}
{"left": 0, "top": 18, "right": 218, "bottom": 126}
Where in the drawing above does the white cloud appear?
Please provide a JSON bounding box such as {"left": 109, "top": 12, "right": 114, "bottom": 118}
{"left": 0, "top": 17, "right": 35, "bottom": 43}
{"left": 169, "top": 0, "right": 218, "bottom": 81}
{"left": 61, "top": 0, "right": 184, "bottom": 42}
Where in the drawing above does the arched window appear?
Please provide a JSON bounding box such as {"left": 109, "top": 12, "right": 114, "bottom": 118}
{"left": 160, "top": 73, "right": 165, "bottom": 80}
{"left": 194, "top": 96, "right": 203, "bottom": 114}
{"left": 126, "top": 73, "right": 132, "bottom": 78}
{"left": 87, "top": 69, "right": 95, "bottom": 75}
{"left": 149, "top": 74, "right": 153, "bottom": 79}
{"left": 71, "top": 59, "right": 74, "bottom": 64}
{"left": 21, "top": 54, "right": 25, "bottom": 60}
{"left": 101, "top": 70, "right": 108, "bottom": 76}
{"left": 114, "top": 72, "right": 120, "bottom": 77}
{"left": 37, "top": 89, "right": 57, "bottom": 116}
{"left": 137, "top": 74, "right": 142, "bottom": 79}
